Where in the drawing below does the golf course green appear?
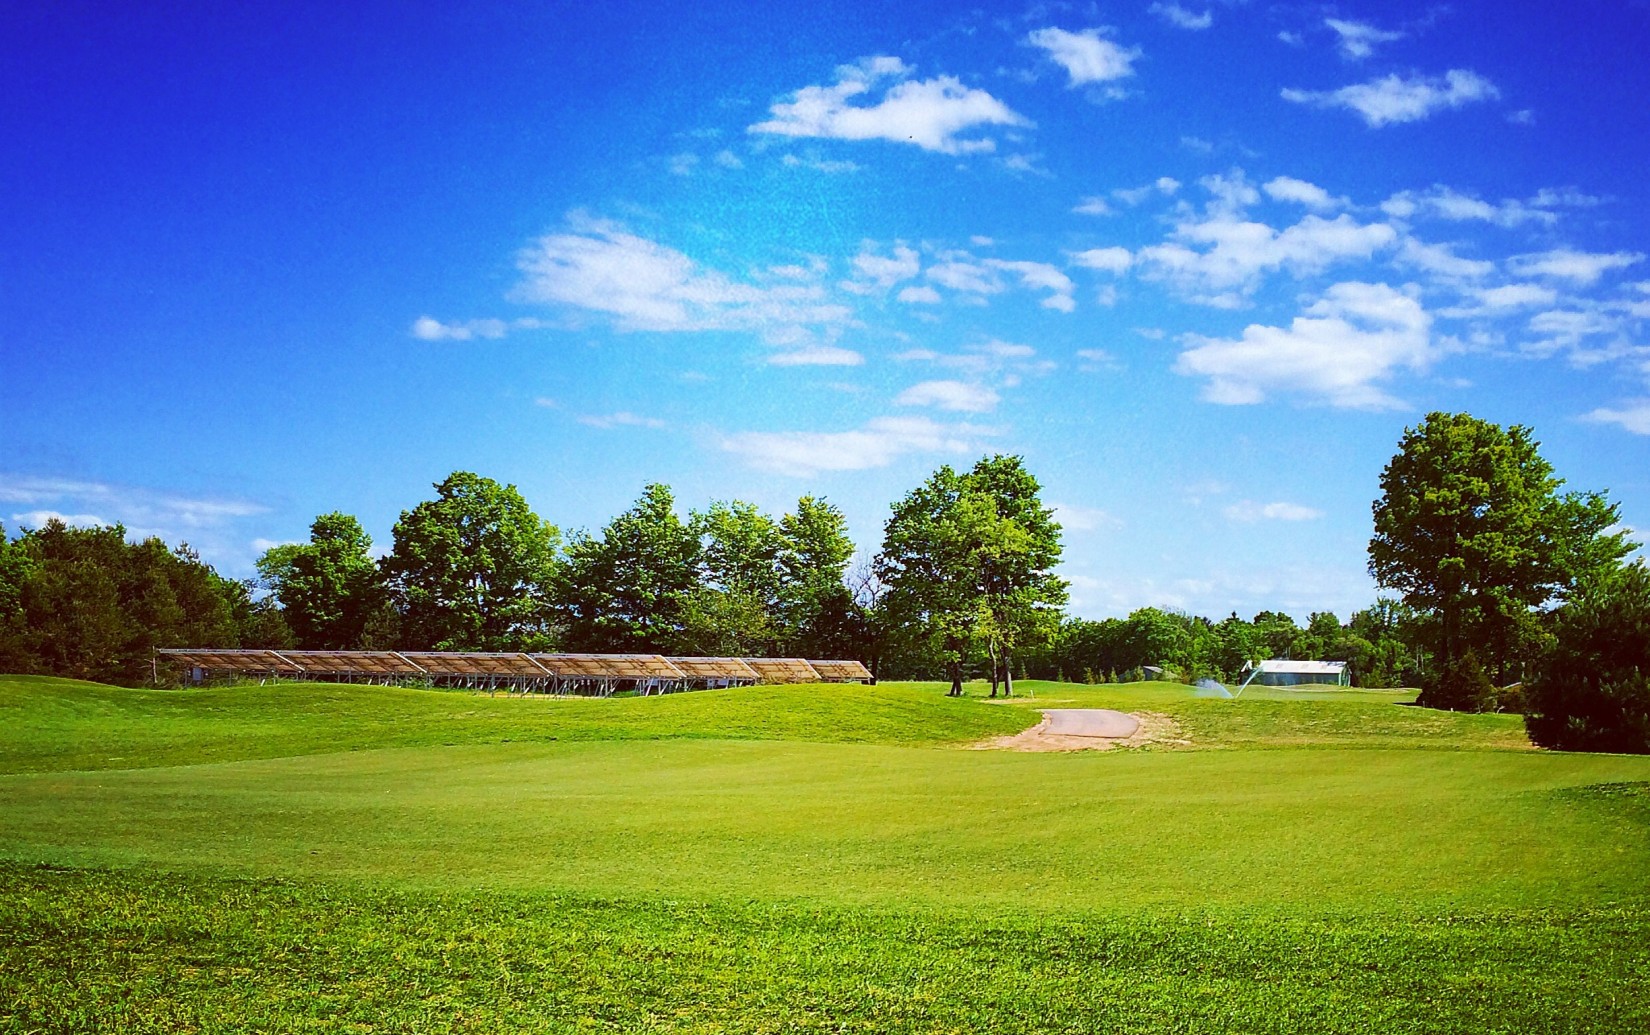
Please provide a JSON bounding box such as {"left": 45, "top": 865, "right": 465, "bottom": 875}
{"left": 3, "top": 675, "right": 1647, "bottom": 1032}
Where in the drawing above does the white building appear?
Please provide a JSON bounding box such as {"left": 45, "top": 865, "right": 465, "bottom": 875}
{"left": 1239, "top": 659, "right": 1349, "bottom": 688}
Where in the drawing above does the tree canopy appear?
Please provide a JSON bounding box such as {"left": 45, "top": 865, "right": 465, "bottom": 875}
{"left": 382, "top": 473, "right": 559, "bottom": 651}
{"left": 1369, "top": 412, "right": 1636, "bottom": 703}
{"left": 1524, "top": 562, "right": 1650, "bottom": 754}
{"left": 256, "top": 512, "right": 383, "bottom": 649}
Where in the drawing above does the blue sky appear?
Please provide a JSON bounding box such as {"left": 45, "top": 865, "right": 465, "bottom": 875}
{"left": 4, "top": 0, "right": 1649, "bottom": 620}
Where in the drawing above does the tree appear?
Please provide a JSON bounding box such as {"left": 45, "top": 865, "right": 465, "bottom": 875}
{"left": 558, "top": 483, "right": 698, "bottom": 653}
{"left": 256, "top": 512, "right": 383, "bottom": 649}
{"left": 382, "top": 473, "right": 559, "bottom": 651}
{"left": 1369, "top": 412, "right": 1635, "bottom": 706}
{"left": 776, "top": 496, "right": 858, "bottom": 658}
{"left": 877, "top": 456, "right": 1066, "bottom": 697}
{"left": 1524, "top": 562, "right": 1650, "bottom": 753}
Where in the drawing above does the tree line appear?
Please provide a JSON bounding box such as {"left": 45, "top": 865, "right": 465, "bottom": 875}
{"left": 2, "top": 415, "right": 1646, "bottom": 751}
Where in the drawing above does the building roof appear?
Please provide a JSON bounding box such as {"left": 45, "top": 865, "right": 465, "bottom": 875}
{"left": 1249, "top": 659, "right": 1347, "bottom": 675}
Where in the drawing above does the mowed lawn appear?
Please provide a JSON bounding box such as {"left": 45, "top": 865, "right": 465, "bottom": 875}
{"left": 3, "top": 674, "right": 1648, "bottom": 1033}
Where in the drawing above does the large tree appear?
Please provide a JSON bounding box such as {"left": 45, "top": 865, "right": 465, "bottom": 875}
{"left": 1368, "top": 412, "right": 1635, "bottom": 704}
{"left": 381, "top": 473, "right": 559, "bottom": 651}
{"left": 558, "top": 483, "right": 699, "bottom": 653}
{"left": 256, "top": 512, "right": 383, "bottom": 649}
{"left": 877, "top": 456, "right": 1065, "bottom": 697}
{"left": 776, "top": 495, "right": 858, "bottom": 659}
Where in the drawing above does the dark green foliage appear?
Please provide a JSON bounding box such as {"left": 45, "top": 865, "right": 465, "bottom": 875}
{"left": 1526, "top": 563, "right": 1650, "bottom": 753}
{"left": 558, "top": 483, "right": 699, "bottom": 652}
{"left": 0, "top": 521, "right": 248, "bottom": 684}
{"left": 1370, "top": 412, "right": 1636, "bottom": 689}
{"left": 255, "top": 512, "right": 381, "bottom": 649}
{"left": 382, "top": 473, "right": 560, "bottom": 651}
{"left": 877, "top": 456, "right": 1065, "bottom": 695}
{"left": 5, "top": 865, "right": 1649, "bottom": 1035}
{"left": 1420, "top": 649, "right": 1498, "bottom": 713}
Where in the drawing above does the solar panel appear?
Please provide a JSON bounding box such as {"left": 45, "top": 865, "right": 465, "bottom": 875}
{"left": 807, "top": 659, "right": 872, "bottom": 682}
{"left": 400, "top": 652, "right": 550, "bottom": 677}
{"left": 278, "top": 650, "right": 428, "bottom": 676}
{"left": 741, "top": 658, "right": 822, "bottom": 683}
{"left": 157, "top": 648, "right": 302, "bottom": 674}
{"left": 666, "top": 656, "right": 760, "bottom": 680}
{"left": 530, "top": 654, "right": 683, "bottom": 679}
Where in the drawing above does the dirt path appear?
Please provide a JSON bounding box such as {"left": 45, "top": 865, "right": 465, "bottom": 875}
{"left": 974, "top": 709, "right": 1186, "bottom": 752}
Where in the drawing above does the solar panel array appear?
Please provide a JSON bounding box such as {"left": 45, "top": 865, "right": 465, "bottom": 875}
{"left": 156, "top": 649, "right": 870, "bottom": 692}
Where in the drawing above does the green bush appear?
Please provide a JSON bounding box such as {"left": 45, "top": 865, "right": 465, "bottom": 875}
{"left": 1525, "top": 564, "right": 1650, "bottom": 753}
{"left": 1419, "top": 650, "right": 1497, "bottom": 712}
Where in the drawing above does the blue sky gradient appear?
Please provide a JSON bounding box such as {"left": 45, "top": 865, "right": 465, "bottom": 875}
{"left": 5, "top": 1, "right": 1648, "bottom": 619}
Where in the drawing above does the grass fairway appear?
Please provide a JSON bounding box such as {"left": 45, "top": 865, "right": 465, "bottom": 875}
{"left": 3, "top": 675, "right": 1648, "bottom": 1032}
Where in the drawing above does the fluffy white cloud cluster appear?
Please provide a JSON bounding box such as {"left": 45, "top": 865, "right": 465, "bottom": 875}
{"left": 1025, "top": 27, "right": 1139, "bottom": 86}
{"left": 1324, "top": 18, "right": 1403, "bottom": 61}
{"left": 513, "top": 214, "right": 853, "bottom": 364}
{"left": 1175, "top": 282, "right": 1433, "bottom": 408}
{"left": 894, "top": 379, "right": 1001, "bottom": 413}
{"left": 1138, "top": 212, "right": 1397, "bottom": 305}
{"left": 749, "top": 56, "right": 1028, "bottom": 155}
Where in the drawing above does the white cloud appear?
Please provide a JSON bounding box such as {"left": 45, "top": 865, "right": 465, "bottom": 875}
{"left": 1112, "top": 177, "right": 1181, "bottom": 206}
{"left": 749, "top": 55, "right": 1028, "bottom": 155}
{"left": 578, "top": 411, "right": 667, "bottom": 430}
{"left": 411, "top": 316, "right": 510, "bottom": 341}
{"left": 1175, "top": 281, "right": 1433, "bottom": 408}
{"left": 1472, "top": 283, "right": 1559, "bottom": 310}
{"left": 1223, "top": 501, "right": 1326, "bottom": 522}
{"left": 1324, "top": 18, "right": 1403, "bottom": 60}
{"left": 721, "top": 415, "right": 990, "bottom": 475}
{"left": 1071, "top": 246, "right": 1133, "bottom": 274}
{"left": 896, "top": 285, "right": 942, "bottom": 304}
{"left": 1262, "top": 176, "right": 1341, "bottom": 211}
{"left": 1150, "top": 3, "right": 1212, "bottom": 30}
{"left": 667, "top": 152, "right": 698, "bottom": 176}
{"left": 1381, "top": 186, "right": 1554, "bottom": 228}
{"left": 927, "top": 259, "right": 1002, "bottom": 295}
{"left": 250, "top": 537, "right": 300, "bottom": 553}
{"left": 1396, "top": 238, "right": 1494, "bottom": 280}
{"left": 895, "top": 379, "right": 1001, "bottom": 413}
{"left": 1075, "top": 348, "right": 1122, "bottom": 371}
{"left": 1138, "top": 212, "right": 1397, "bottom": 302}
{"left": 1073, "top": 195, "right": 1113, "bottom": 216}
{"left": 781, "top": 153, "right": 861, "bottom": 174}
{"left": 514, "top": 214, "right": 851, "bottom": 341}
{"left": 713, "top": 149, "right": 744, "bottom": 169}
{"left": 895, "top": 340, "right": 1054, "bottom": 379}
{"left": 1050, "top": 501, "right": 1118, "bottom": 531}
{"left": 984, "top": 259, "right": 1076, "bottom": 311}
{"left": 846, "top": 242, "right": 920, "bottom": 292}
{"left": 1282, "top": 70, "right": 1499, "bottom": 127}
{"left": 1507, "top": 249, "right": 1645, "bottom": 285}
{"left": 10, "top": 510, "right": 113, "bottom": 529}
{"left": 768, "top": 346, "right": 865, "bottom": 366}
{"left": 1584, "top": 401, "right": 1650, "bottom": 435}
{"left": 1026, "top": 27, "right": 1139, "bottom": 86}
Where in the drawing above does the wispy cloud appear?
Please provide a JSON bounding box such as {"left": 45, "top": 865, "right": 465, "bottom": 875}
{"left": 1324, "top": 18, "right": 1403, "bottom": 60}
{"left": 1262, "top": 176, "right": 1343, "bottom": 211}
{"left": 768, "top": 345, "right": 865, "bottom": 366}
{"left": 1175, "top": 281, "right": 1433, "bottom": 409}
{"left": 1224, "top": 500, "right": 1326, "bottom": 522}
{"left": 1150, "top": 3, "right": 1212, "bottom": 31}
{"left": 1584, "top": 400, "right": 1650, "bottom": 435}
{"left": 749, "top": 55, "right": 1028, "bottom": 155}
{"left": 1507, "top": 248, "right": 1644, "bottom": 285}
{"left": 1050, "top": 501, "right": 1119, "bottom": 531}
{"left": 1381, "top": 185, "right": 1556, "bottom": 228}
{"left": 720, "top": 415, "right": 992, "bottom": 475}
{"left": 894, "top": 379, "right": 1000, "bottom": 413}
{"left": 577, "top": 411, "right": 667, "bottom": 430}
{"left": 1283, "top": 70, "right": 1498, "bottom": 127}
{"left": 513, "top": 213, "right": 851, "bottom": 342}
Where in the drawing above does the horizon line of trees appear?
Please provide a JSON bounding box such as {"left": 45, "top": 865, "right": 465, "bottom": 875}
{"left": 3, "top": 412, "right": 1647, "bottom": 752}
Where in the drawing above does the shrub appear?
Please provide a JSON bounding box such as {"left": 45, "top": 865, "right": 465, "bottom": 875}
{"left": 1525, "top": 564, "right": 1650, "bottom": 753}
{"left": 1418, "top": 650, "right": 1497, "bottom": 712}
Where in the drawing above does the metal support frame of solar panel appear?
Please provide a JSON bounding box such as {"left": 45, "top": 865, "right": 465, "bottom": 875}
{"left": 155, "top": 648, "right": 302, "bottom": 682}
{"left": 529, "top": 654, "right": 685, "bottom": 696}
{"left": 666, "top": 656, "right": 759, "bottom": 688}
{"left": 740, "top": 657, "right": 822, "bottom": 684}
{"left": 807, "top": 659, "right": 873, "bottom": 683}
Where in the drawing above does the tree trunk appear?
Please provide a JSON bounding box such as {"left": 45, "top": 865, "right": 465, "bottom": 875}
{"left": 1002, "top": 650, "right": 1014, "bottom": 698}
{"left": 987, "top": 641, "right": 999, "bottom": 698}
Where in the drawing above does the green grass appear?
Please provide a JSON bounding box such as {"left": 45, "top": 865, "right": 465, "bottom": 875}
{"left": 3, "top": 673, "right": 1647, "bottom": 1032}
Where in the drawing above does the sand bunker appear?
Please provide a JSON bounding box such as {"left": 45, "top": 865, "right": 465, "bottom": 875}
{"left": 975, "top": 708, "right": 1186, "bottom": 752}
